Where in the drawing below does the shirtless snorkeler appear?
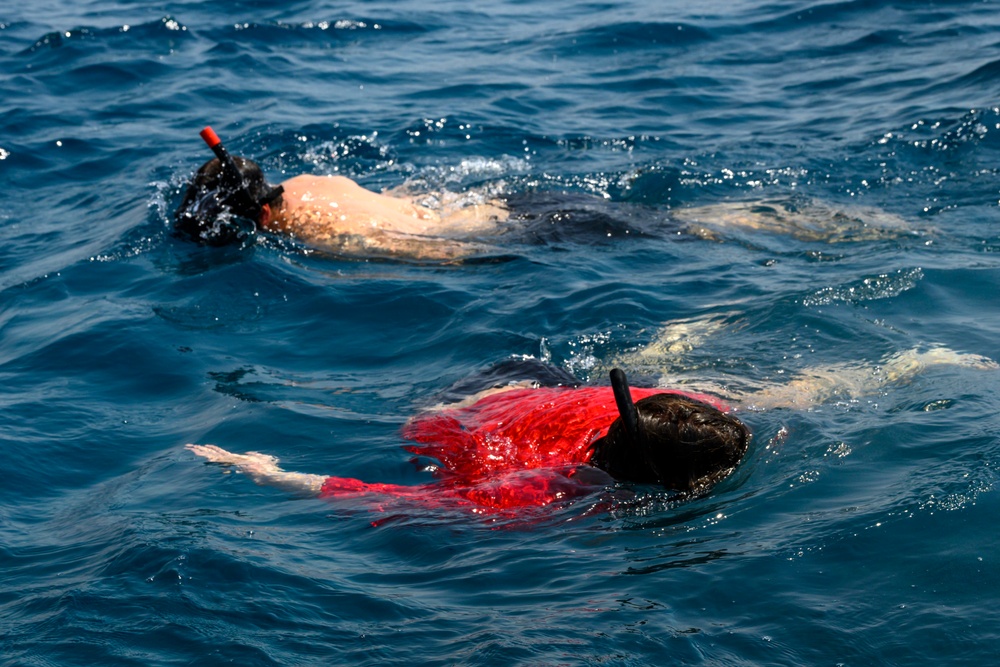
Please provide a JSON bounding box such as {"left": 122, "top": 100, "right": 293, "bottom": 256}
{"left": 177, "top": 128, "right": 924, "bottom": 262}
{"left": 175, "top": 127, "right": 507, "bottom": 261}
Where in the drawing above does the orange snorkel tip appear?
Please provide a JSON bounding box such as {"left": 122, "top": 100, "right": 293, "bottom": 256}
{"left": 200, "top": 126, "right": 233, "bottom": 167}
{"left": 200, "top": 126, "right": 222, "bottom": 148}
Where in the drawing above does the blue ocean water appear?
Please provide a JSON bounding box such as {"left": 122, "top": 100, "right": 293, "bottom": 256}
{"left": 3, "top": 0, "right": 1000, "bottom": 664}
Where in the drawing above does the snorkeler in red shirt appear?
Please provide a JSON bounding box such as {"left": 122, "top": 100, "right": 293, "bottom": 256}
{"left": 186, "top": 363, "right": 751, "bottom": 513}
{"left": 186, "top": 343, "right": 998, "bottom": 514}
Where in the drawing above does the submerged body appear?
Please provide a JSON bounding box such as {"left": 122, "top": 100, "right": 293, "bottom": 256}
{"left": 263, "top": 187, "right": 922, "bottom": 259}
{"left": 175, "top": 142, "right": 923, "bottom": 261}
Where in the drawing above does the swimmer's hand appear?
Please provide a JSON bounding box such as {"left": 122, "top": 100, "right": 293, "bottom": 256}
{"left": 186, "top": 444, "right": 281, "bottom": 474}
{"left": 186, "top": 444, "right": 326, "bottom": 496}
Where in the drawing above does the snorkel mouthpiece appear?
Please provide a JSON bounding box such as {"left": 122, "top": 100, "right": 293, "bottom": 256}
{"left": 610, "top": 368, "right": 640, "bottom": 441}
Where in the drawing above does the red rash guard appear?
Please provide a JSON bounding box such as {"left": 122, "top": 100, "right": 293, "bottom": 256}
{"left": 319, "top": 386, "right": 729, "bottom": 513}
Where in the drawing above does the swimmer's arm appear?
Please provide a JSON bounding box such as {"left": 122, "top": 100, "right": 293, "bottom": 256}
{"left": 607, "top": 312, "right": 738, "bottom": 376}
{"left": 420, "top": 380, "right": 536, "bottom": 412}
{"left": 737, "top": 346, "right": 997, "bottom": 410}
{"left": 370, "top": 230, "right": 497, "bottom": 262}
{"left": 186, "top": 444, "right": 326, "bottom": 496}
{"left": 307, "top": 229, "right": 496, "bottom": 263}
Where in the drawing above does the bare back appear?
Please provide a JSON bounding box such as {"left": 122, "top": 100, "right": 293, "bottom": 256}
{"left": 263, "top": 175, "right": 507, "bottom": 260}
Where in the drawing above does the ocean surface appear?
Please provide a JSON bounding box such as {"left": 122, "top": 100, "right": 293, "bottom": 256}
{"left": 4, "top": 0, "right": 1000, "bottom": 664}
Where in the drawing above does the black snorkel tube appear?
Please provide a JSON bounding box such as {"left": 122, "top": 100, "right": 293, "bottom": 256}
{"left": 199, "top": 126, "right": 284, "bottom": 220}
{"left": 610, "top": 368, "right": 640, "bottom": 441}
{"left": 609, "top": 367, "right": 673, "bottom": 486}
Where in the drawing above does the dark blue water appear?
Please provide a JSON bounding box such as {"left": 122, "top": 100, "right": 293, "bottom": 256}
{"left": 4, "top": 0, "right": 1000, "bottom": 664}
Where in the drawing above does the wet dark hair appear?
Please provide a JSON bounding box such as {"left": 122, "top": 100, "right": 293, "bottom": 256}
{"left": 590, "top": 374, "right": 751, "bottom": 496}
{"left": 175, "top": 156, "right": 284, "bottom": 246}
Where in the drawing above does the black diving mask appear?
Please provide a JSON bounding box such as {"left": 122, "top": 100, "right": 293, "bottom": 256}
{"left": 199, "top": 126, "right": 284, "bottom": 220}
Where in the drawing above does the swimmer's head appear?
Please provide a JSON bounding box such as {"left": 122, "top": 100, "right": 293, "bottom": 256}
{"left": 590, "top": 369, "right": 750, "bottom": 495}
{"left": 174, "top": 129, "right": 284, "bottom": 246}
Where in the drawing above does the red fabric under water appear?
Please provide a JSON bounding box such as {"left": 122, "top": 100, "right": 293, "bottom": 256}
{"left": 319, "top": 386, "right": 728, "bottom": 512}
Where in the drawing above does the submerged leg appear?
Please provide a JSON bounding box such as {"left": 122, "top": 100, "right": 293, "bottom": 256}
{"left": 670, "top": 198, "right": 921, "bottom": 243}
{"left": 881, "top": 346, "right": 998, "bottom": 379}
{"left": 738, "top": 345, "right": 997, "bottom": 410}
